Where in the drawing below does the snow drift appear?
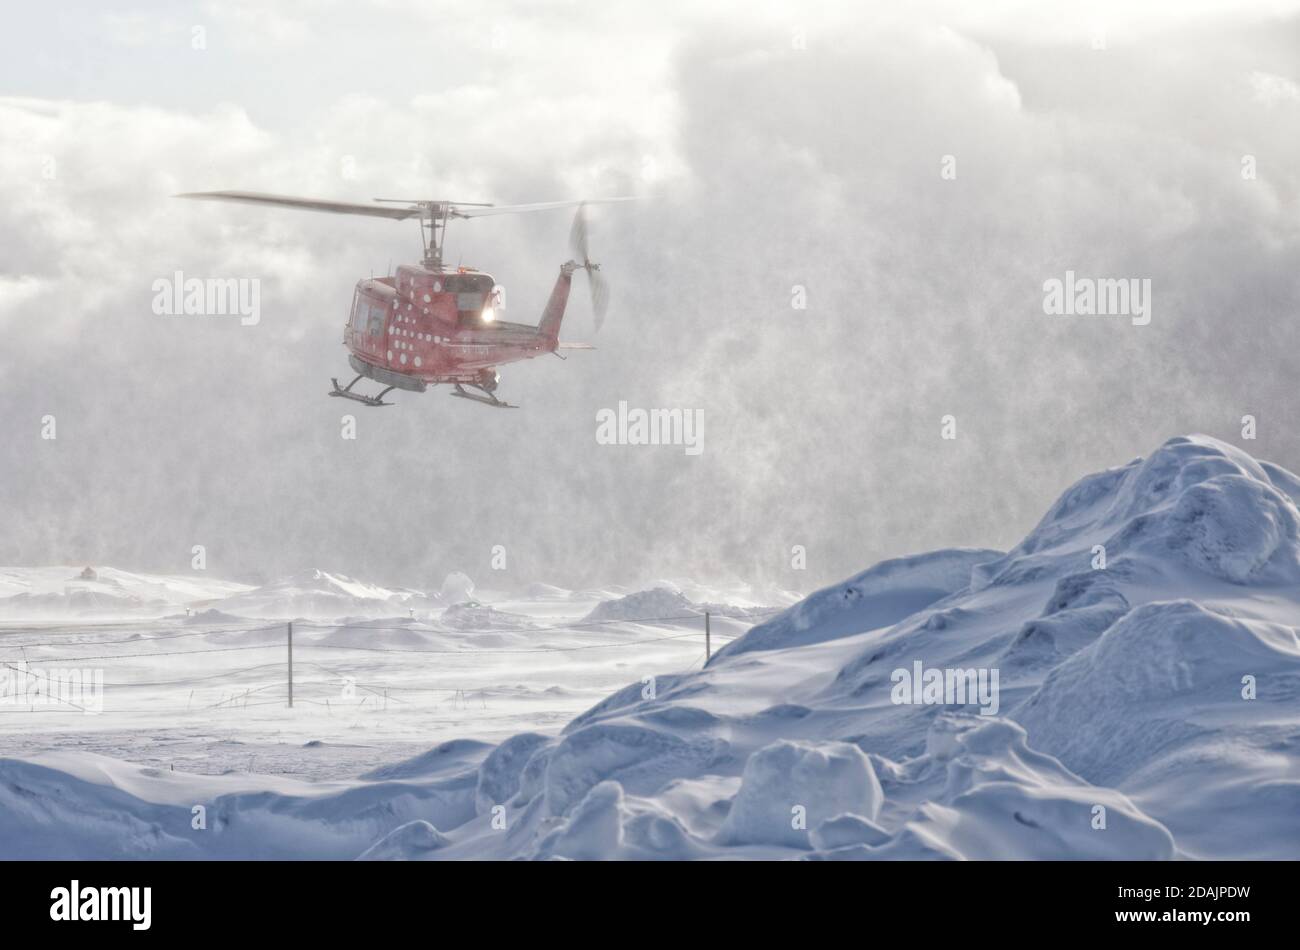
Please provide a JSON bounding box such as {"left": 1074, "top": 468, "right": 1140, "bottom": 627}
{"left": 208, "top": 569, "right": 435, "bottom": 620}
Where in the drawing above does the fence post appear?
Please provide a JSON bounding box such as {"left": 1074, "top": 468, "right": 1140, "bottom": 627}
{"left": 287, "top": 621, "right": 294, "bottom": 708}
{"left": 705, "top": 610, "right": 711, "bottom": 662}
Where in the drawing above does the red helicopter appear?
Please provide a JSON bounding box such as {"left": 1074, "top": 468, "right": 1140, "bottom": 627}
{"left": 177, "top": 190, "right": 632, "bottom": 407}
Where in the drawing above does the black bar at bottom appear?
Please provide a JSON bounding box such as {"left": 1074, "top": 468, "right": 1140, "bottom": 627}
{"left": 0, "top": 859, "right": 1285, "bottom": 937}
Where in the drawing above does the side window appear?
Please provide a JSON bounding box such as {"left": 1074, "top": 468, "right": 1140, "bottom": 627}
{"left": 366, "top": 302, "right": 385, "bottom": 337}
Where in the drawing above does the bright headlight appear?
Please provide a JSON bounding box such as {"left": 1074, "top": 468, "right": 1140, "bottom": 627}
{"left": 481, "top": 306, "right": 496, "bottom": 323}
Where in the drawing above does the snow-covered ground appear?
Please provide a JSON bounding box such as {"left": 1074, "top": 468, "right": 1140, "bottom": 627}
{"left": 0, "top": 576, "right": 780, "bottom": 781}
{"left": 2, "top": 435, "right": 1298, "bottom": 860}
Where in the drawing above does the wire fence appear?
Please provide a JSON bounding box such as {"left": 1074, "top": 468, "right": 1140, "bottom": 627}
{"left": 0, "top": 608, "right": 781, "bottom": 718}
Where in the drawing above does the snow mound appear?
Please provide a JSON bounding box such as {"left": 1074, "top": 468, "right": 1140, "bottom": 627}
{"left": 475, "top": 733, "right": 552, "bottom": 814}
{"left": 502, "top": 435, "right": 1299, "bottom": 861}
{"left": 356, "top": 820, "right": 450, "bottom": 860}
{"left": 543, "top": 723, "right": 728, "bottom": 815}
{"left": 583, "top": 587, "right": 699, "bottom": 623}
{"left": 439, "top": 602, "right": 536, "bottom": 631}
{"left": 439, "top": 572, "right": 475, "bottom": 605}
{"left": 1000, "top": 569, "right": 1131, "bottom": 668}
{"left": 719, "top": 740, "right": 882, "bottom": 849}
{"left": 976, "top": 435, "right": 1300, "bottom": 589}
{"left": 809, "top": 813, "right": 890, "bottom": 850}
{"left": 871, "top": 718, "right": 1176, "bottom": 860}
{"left": 361, "top": 739, "right": 492, "bottom": 781}
{"left": 1015, "top": 600, "right": 1300, "bottom": 785}
{"left": 537, "top": 781, "right": 628, "bottom": 860}
{"left": 210, "top": 569, "right": 431, "bottom": 620}
{"left": 1110, "top": 473, "right": 1300, "bottom": 584}
{"left": 1260, "top": 460, "right": 1300, "bottom": 505}
{"left": 522, "top": 582, "right": 572, "bottom": 600}
{"left": 583, "top": 586, "right": 779, "bottom": 626}
{"left": 718, "top": 548, "right": 1001, "bottom": 660}
{"left": 0, "top": 751, "right": 477, "bottom": 860}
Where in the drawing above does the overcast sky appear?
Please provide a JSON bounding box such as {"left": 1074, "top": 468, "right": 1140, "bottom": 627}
{"left": 1, "top": 1, "right": 1297, "bottom": 594}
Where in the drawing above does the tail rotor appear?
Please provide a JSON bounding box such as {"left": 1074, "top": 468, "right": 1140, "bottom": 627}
{"left": 569, "top": 203, "right": 611, "bottom": 332}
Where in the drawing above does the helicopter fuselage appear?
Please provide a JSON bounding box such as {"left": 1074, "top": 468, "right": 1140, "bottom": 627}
{"left": 344, "top": 262, "right": 574, "bottom": 396}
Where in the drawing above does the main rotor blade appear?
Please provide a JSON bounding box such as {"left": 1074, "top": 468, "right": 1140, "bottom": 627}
{"left": 451, "top": 197, "right": 635, "bottom": 218}
{"left": 176, "top": 192, "right": 635, "bottom": 224}
{"left": 175, "top": 191, "right": 424, "bottom": 220}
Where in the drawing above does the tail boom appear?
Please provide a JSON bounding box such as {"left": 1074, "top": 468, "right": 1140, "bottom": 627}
{"left": 537, "top": 264, "right": 576, "bottom": 346}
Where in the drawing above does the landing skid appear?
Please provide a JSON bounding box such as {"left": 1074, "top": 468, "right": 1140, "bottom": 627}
{"left": 450, "top": 383, "right": 518, "bottom": 409}
{"left": 328, "top": 375, "right": 395, "bottom": 407}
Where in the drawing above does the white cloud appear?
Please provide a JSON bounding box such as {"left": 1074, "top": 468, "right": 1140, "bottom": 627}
{"left": 1250, "top": 69, "right": 1300, "bottom": 104}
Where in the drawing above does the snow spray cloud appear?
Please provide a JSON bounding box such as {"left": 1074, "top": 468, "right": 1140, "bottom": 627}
{"left": 890, "top": 662, "right": 1000, "bottom": 716}
{"left": 0, "top": 662, "right": 104, "bottom": 714}
{"left": 595, "top": 401, "right": 704, "bottom": 456}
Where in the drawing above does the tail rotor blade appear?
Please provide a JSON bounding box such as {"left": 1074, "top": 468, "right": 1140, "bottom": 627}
{"left": 589, "top": 268, "right": 610, "bottom": 334}
{"left": 569, "top": 203, "right": 590, "bottom": 262}
{"left": 568, "top": 202, "right": 610, "bottom": 331}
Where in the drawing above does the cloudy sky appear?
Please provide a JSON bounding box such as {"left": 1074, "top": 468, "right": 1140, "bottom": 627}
{"left": 1, "top": 0, "right": 1297, "bottom": 594}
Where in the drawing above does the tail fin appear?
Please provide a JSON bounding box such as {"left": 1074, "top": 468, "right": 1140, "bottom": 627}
{"left": 538, "top": 262, "right": 576, "bottom": 346}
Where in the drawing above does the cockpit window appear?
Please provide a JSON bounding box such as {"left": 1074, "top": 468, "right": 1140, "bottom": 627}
{"left": 444, "top": 274, "right": 495, "bottom": 294}
{"left": 446, "top": 273, "right": 496, "bottom": 326}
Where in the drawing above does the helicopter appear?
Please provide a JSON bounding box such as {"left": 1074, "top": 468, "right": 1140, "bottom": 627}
{"left": 176, "top": 190, "right": 632, "bottom": 407}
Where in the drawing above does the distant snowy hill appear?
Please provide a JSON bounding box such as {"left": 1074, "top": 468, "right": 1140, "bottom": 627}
{"left": 0, "top": 564, "right": 791, "bottom": 625}
{"left": 584, "top": 585, "right": 794, "bottom": 624}
{"left": 207, "top": 568, "right": 436, "bottom": 620}
{"left": 0, "top": 565, "right": 598, "bottom": 623}
{"left": 3, "top": 435, "right": 1297, "bottom": 860}
{"left": 0, "top": 567, "right": 251, "bottom": 619}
